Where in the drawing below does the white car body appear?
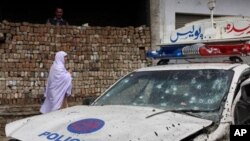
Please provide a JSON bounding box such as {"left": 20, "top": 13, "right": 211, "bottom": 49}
{"left": 5, "top": 63, "right": 250, "bottom": 141}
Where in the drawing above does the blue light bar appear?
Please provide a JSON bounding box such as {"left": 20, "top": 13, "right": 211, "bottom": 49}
{"left": 146, "top": 42, "right": 250, "bottom": 60}
{"left": 146, "top": 44, "right": 197, "bottom": 59}
{"left": 146, "top": 45, "right": 183, "bottom": 59}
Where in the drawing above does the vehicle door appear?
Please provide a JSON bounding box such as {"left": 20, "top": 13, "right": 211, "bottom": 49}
{"left": 233, "top": 77, "right": 250, "bottom": 125}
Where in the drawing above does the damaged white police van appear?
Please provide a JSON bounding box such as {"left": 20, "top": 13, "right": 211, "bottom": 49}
{"left": 5, "top": 17, "right": 250, "bottom": 141}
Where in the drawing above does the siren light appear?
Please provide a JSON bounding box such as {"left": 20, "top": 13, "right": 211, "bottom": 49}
{"left": 147, "top": 41, "right": 250, "bottom": 59}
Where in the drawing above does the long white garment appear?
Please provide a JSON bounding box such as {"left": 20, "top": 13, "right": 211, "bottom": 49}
{"left": 40, "top": 51, "right": 72, "bottom": 114}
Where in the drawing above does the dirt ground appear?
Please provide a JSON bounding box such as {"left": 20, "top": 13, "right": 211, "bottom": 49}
{"left": 0, "top": 136, "right": 11, "bottom": 141}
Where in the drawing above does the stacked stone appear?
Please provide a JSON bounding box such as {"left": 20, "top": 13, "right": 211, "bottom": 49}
{"left": 0, "top": 21, "right": 151, "bottom": 106}
{"left": 0, "top": 21, "right": 151, "bottom": 136}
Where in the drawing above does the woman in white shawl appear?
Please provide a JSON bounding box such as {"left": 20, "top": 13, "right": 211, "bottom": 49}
{"left": 40, "top": 51, "right": 72, "bottom": 114}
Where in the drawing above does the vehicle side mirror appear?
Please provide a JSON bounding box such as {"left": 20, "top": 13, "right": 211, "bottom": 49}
{"left": 82, "top": 97, "right": 96, "bottom": 105}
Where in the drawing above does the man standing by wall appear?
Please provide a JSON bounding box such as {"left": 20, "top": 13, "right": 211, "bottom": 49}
{"left": 47, "top": 7, "right": 68, "bottom": 26}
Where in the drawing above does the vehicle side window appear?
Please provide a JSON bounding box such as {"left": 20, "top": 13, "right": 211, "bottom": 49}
{"left": 234, "top": 84, "right": 250, "bottom": 125}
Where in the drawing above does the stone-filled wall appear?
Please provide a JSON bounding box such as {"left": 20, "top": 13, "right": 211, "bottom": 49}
{"left": 0, "top": 21, "right": 151, "bottom": 136}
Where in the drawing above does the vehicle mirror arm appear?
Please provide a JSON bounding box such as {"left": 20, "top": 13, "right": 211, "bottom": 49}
{"left": 229, "top": 56, "right": 243, "bottom": 63}
{"left": 82, "top": 96, "right": 96, "bottom": 105}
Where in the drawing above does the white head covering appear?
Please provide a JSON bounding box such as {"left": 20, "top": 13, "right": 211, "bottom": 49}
{"left": 54, "top": 51, "right": 67, "bottom": 65}
{"left": 40, "top": 51, "right": 72, "bottom": 114}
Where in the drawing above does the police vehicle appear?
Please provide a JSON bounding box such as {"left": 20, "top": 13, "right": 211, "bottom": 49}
{"left": 5, "top": 17, "right": 250, "bottom": 141}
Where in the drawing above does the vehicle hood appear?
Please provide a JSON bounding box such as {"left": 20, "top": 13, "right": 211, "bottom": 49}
{"left": 6, "top": 105, "right": 213, "bottom": 141}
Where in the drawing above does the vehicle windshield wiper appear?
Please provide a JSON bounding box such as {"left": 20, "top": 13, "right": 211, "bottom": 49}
{"left": 146, "top": 109, "right": 215, "bottom": 119}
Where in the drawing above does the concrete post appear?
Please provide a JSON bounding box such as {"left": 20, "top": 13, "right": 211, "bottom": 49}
{"left": 150, "top": 0, "right": 161, "bottom": 50}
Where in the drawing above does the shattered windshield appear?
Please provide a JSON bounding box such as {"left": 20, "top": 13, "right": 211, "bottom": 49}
{"left": 95, "top": 69, "right": 234, "bottom": 113}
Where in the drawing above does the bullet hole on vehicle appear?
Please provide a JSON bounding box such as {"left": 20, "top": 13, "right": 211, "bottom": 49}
{"left": 221, "top": 115, "right": 224, "bottom": 119}
{"left": 172, "top": 124, "right": 175, "bottom": 127}
{"left": 178, "top": 123, "right": 180, "bottom": 126}
{"left": 108, "top": 134, "right": 112, "bottom": 137}
{"left": 137, "top": 138, "right": 141, "bottom": 140}
{"left": 67, "top": 111, "right": 79, "bottom": 115}
{"left": 154, "top": 131, "right": 158, "bottom": 136}
{"left": 24, "top": 119, "right": 31, "bottom": 124}
{"left": 152, "top": 109, "right": 156, "bottom": 112}
{"left": 166, "top": 126, "right": 171, "bottom": 130}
